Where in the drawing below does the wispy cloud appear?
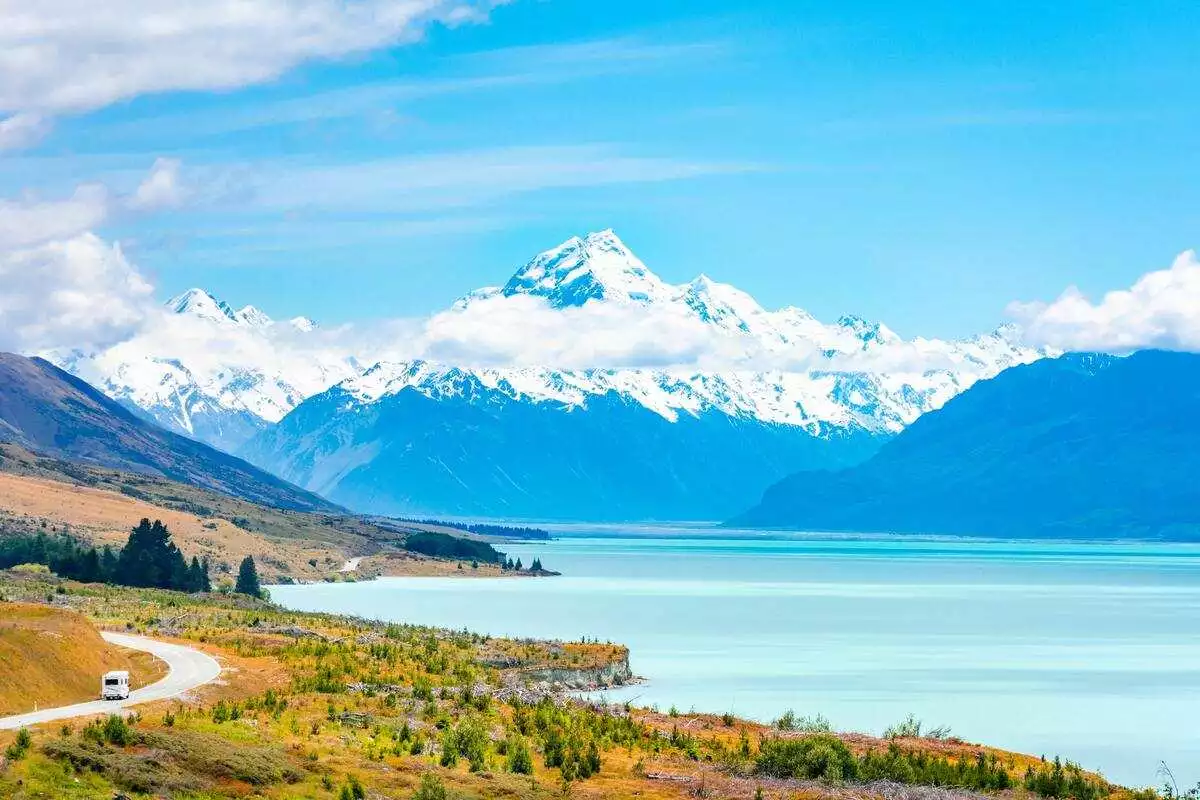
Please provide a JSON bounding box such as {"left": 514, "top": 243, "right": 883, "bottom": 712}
{"left": 81, "top": 35, "right": 728, "bottom": 143}
{"left": 233, "top": 144, "right": 762, "bottom": 213}
{"left": 0, "top": 0, "right": 506, "bottom": 150}
{"left": 815, "top": 108, "right": 1123, "bottom": 135}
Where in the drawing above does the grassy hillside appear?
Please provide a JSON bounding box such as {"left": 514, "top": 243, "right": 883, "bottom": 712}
{"left": 0, "top": 570, "right": 1156, "bottom": 800}
{"left": 0, "top": 601, "right": 164, "bottom": 716}
{"left": 0, "top": 446, "right": 512, "bottom": 582}
{"left": 0, "top": 353, "right": 338, "bottom": 514}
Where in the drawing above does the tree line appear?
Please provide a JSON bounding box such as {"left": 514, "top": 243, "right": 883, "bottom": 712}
{"left": 394, "top": 518, "right": 551, "bottom": 541}
{"left": 0, "top": 518, "right": 264, "bottom": 598}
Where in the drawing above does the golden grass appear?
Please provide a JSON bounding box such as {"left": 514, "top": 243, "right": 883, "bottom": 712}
{"left": 0, "top": 602, "right": 166, "bottom": 715}
{"left": 0, "top": 451, "right": 541, "bottom": 583}
{"left": 0, "top": 471, "right": 351, "bottom": 583}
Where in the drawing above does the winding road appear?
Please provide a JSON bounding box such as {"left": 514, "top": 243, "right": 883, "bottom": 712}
{"left": 0, "top": 631, "right": 222, "bottom": 731}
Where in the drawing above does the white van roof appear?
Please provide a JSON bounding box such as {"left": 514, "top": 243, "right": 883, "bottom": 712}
{"left": 103, "top": 670, "right": 130, "bottom": 679}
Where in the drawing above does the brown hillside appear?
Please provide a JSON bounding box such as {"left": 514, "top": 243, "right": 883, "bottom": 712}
{"left": 0, "top": 602, "right": 165, "bottom": 716}
{"left": 0, "top": 470, "right": 354, "bottom": 582}
{"left": 0, "top": 448, "right": 500, "bottom": 582}
{"left": 0, "top": 352, "right": 336, "bottom": 513}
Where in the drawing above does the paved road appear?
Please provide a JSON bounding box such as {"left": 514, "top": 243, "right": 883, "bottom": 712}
{"left": 0, "top": 631, "right": 222, "bottom": 730}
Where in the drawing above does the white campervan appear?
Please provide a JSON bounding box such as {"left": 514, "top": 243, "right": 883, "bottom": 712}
{"left": 101, "top": 670, "right": 130, "bottom": 700}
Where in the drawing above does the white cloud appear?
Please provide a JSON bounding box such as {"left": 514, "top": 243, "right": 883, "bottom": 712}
{"left": 0, "top": 233, "right": 155, "bottom": 353}
{"left": 0, "top": 0, "right": 501, "bottom": 148}
{"left": 128, "top": 158, "right": 188, "bottom": 211}
{"left": 415, "top": 293, "right": 724, "bottom": 369}
{"left": 88, "top": 35, "right": 725, "bottom": 141}
{"left": 1010, "top": 250, "right": 1200, "bottom": 352}
{"left": 0, "top": 162, "right": 196, "bottom": 352}
{"left": 0, "top": 112, "right": 51, "bottom": 150}
{"left": 0, "top": 185, "right": 110, "bottom": 249}
{"left": 248, "top": 145, "right": 758, "bottom": 213}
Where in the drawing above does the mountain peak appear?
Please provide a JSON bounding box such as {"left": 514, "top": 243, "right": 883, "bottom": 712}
{"left": 167, "top": 288, "right": 238, "bottom": 324}
{"left": 837, "top": 314, "right": 899, "bottom": 347}
{"left": 236, "top": 305, "right": 273, "bottom": 328}
{"left": 501, "top": 229, "right": 673, "bottom": 308}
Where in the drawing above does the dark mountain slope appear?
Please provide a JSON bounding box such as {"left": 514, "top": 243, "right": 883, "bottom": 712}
{"left": 0, "top": 353, "right": 338, "bottom": 513}
{"left": 241, "top": 380, "right": 882, "bottom": 521}
{"left": 734, "top": 351, "right": 1200, "bottom": 539}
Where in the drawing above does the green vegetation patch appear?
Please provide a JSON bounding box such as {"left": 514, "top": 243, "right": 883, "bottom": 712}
{"left": 42, "top": 716, "right": 301, "bottom": 794}
{"left": 403, "top": 531, "right": 504, "bottom": 564}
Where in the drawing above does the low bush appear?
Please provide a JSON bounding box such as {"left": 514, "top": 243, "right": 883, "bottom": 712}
{"left": 756, "top": 734, "right": 857, "bottom": 781}
{"left": 139, "top": 730, "right": 302, "bottom": 786}
{"left": 42, "top": 727, "right": 300, "bottom": 793}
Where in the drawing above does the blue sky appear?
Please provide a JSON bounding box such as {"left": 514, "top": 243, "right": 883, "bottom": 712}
{"left": 4, "top": 0, "right": 1198, "bottom": 339}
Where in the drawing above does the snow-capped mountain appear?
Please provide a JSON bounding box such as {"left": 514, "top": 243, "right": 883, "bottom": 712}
{"left": 49, "top": 229, "right": 1048, "bottom": 517}
{"left": 49, "top": 288, "right": 363, "bottom": 451}
{"left": 232, "top": 229, "right": 1048, "bottom": 519}
{"left": 342, "top": 230, "right": 1046, "bottom": 436}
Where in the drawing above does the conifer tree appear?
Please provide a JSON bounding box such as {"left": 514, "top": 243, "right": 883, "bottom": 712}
{"left": 235, "top": 555, "right": 262, "bottom": 597}
{"left": 100, "top": 546, "right": 118, "bottom": 583}
{"left": 187, "top": 556, "right": 211, "bottom": 592}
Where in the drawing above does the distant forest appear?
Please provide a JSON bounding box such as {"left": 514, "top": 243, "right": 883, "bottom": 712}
{"left": 396, "top": 518, "right": 551, "bottom": 541}
{"left": 0, "top": 518, "right": 211, "bottom": 593}
{"left": 402, "top": 531, "right": 506, "bottom": 564}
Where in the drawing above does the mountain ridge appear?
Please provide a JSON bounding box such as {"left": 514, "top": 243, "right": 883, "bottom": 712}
{"left": 0, "top": 352, "right": 339, "bottom": 514}
{"left": 48, "top": 229, "right": 1047, "bottom": 456}
{"left": 240, "top": 377, "right": 881, "bottom": 520}
{"left": 732, "top": 350, "right": 1200, "bottom": 539}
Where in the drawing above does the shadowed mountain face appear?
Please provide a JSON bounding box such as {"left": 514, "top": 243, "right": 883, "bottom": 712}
{"left": 240, "top": 380, "right": 882, "bottom": 521}
{"left": 0, "top": 353, "right": 338, "bottom": 513}
{"left": 733, "top": 351, "right": 1200, "bottom": 540}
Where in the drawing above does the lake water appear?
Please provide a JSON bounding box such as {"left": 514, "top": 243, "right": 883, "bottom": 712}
{"left": 269, "top": 527, "right": 1200, "bottom": 788}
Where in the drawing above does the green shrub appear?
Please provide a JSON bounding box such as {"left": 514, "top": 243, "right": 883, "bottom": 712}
{"left": 136, "top": 730, "right": 302, "bottom": 786}
{"left": 1024, "top": 756, "right": 1104, "bottom": 800}
{"left": 413, "top": 774, "right": 447, "bottom": 800}
{"left": 756, "top": 734, "right": 858, "bottom": 781}
{"left": 102, "top": 714, "right": 133, "bottom": 746}
{"left": 4, "top": 727, "right": 32, "bottom": 760}
{"left": 507, "top": 735, "right": 534, "bottom": 774}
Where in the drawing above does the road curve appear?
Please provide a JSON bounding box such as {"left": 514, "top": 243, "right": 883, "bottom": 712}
{"left": 0, "top": 631, "right": 222, "bottom": 731}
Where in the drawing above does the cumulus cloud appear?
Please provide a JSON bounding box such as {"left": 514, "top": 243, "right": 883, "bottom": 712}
{"left": 128, "top": 158, "right": 188, "bottom": 211}
{"left": 0, "top": 234, "right": 155, "bottom": 352}
{"left": 415, "top": 293, "right": 722, "bottom": 369}
{"left": 0, "top": 162, "right": 194, "bottom": 352}
{"left": 1010, "top": 250, "right": 1200, "bottom": 352}
{"left": 395, "top": 292, "right": 1014, "bottom": 376}
{"left": 0, "top": 185, "right": 110, "bottom": 249}
{"left": 0, "top": 0, "right": 502, "bottom": 149}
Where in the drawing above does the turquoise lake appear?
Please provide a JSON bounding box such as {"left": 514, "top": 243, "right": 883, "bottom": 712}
{"left": 269, "top": 527, "right": 1200, "bottom": 788}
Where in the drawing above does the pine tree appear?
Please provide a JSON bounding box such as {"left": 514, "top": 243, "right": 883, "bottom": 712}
{"left": 100, "top": 546, "right": 118, "bottom": 583}
{"left": 187, "top": 556, "right": 210, "bottom": 593}
{"left": 531, "top": 558, "right": 543, "bottom": 572}
{"left": 116, "top": 518, "right": 197, "bottom": 591}
{"left": 514, "top": 558, "right": 523, "bottom": 571}
{"left": 78, "top": 548, "right": 102, "bottom": 583}
{"left": 235, "top": 556, "right": 262, "bottom": 597}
